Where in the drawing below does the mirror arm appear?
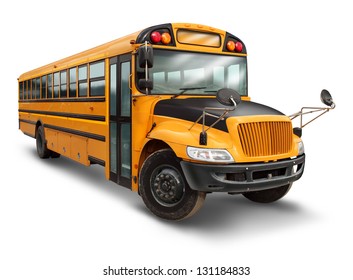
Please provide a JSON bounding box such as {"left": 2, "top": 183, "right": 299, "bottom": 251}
{"left": 189, "top": 98, "right": 238, "bottom": 145}
{"left": 300, "top": 108, "right": 330, "bottom": 128}
{"left": 290, "top": 104, "right": 335, "bottom": 128}
{"left": 189, "top": 99, "right": 236, "bottom": 132}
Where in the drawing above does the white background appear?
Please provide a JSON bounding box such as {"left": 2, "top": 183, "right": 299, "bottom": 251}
{"left": 1, "top": 0, "right": 351, "bottom": 279}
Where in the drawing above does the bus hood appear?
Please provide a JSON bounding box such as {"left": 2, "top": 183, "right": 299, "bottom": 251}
{"left": 153, "top": 98, "right": 284, "bottom": 132}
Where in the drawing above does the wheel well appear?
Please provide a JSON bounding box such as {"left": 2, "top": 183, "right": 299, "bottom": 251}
{"left": 139, "top": 140, "right": 171, "bottom": 172}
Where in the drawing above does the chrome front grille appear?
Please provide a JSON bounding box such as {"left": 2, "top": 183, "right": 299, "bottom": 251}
{"left": 238, "top": 121, "right": 292, "bottom": 157}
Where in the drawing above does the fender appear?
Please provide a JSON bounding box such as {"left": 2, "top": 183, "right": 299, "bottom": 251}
{"left": 147, "top": 118, "right": 233, "bottom": 159}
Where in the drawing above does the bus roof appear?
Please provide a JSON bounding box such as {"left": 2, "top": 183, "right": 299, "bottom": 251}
{"left": 18, "top": 23, "right": 246, "bottom": 81}
{"left": 18, "top": 31, "right": 139, "bottom": 81}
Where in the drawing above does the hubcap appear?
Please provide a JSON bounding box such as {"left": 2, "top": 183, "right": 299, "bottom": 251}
{"left": 151, "top": 167, "right": 185, "bottom": 207}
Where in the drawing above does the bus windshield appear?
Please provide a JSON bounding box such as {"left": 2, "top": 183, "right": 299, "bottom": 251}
{"left": 139, "top": 49, "right": 247, "bottom": 96}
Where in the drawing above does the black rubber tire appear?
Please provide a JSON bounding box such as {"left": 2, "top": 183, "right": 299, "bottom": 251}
{"left": 36, "top": 126, "right": 51, "bottom": 159}
{"left": 139, "top": 149, "right": 206, "bottom": 221}
{"left": 242, "top": 183, "right": 292, "bottom": 203}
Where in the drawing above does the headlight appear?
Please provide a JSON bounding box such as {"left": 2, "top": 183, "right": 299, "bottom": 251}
{"left": 298, "top": 140, "right": 305, "bottom": 155}
{"left": 186, "top": 147, "right": 234, "bottom": 163}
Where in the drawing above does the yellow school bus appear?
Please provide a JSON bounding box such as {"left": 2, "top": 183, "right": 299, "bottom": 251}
{"left": 18, "top": 23, "right": 307, "bottom": 220}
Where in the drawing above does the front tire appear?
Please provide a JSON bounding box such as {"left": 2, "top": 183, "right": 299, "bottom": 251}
{"left": 139, "top": 149, "right": 206, "bottom": 221}
{"left": 242, "top": 183, "right": 292, "bottom": 203}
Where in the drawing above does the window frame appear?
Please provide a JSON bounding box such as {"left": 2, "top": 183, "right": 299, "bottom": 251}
{"left": 47, "top": 73, "right": 53, "bottom": 99}
{"left": 60, "top": 70, "right": 68, "bottom": 98}
{"left": 69, "top": 67, "right": 77, "bottom": 98}
{"left": 89, "top": 60, "right": 106, "bottom": 97}
{"left": 78, "top": 65, "right": 88, "bottom": 97}
{"left": 41, "top": 75, "right": 47, "bottom": 99}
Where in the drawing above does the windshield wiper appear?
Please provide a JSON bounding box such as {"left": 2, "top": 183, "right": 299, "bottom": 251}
{"left": 171, "top": 87, "right": 207, "bottom": 99}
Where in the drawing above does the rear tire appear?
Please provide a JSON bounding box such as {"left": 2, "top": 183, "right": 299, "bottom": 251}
{"left": 242, "top": 183, "right": 292, "bottom": 203}
{"left": 36, "top": 126, "right": 50, "bottom": 159}
{"left": 139, "top": 149, "right": 206, "bottom": 221}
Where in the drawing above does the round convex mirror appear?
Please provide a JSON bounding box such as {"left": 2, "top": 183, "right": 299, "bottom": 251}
{"left": 216, "top": 88, "right": 241, "bottom": 106}
{"left": 320, "top": 89, "right": 334, "bottom": 107}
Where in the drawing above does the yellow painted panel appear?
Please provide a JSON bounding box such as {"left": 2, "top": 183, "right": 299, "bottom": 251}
{"left": 20, "top": 121, "right": 35, "bottom": 137}
{"left": 58, "top": 133, "right": 71, "bottom": 158}
{"left": 45, "top": 129, "right": 58, "bottom": 152}
{"left": 71, "top": 136, "right": 89, "bottom": 165}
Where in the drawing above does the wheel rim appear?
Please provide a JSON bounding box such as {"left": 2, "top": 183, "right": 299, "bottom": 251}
{"left": 150, "top": 165, "right": 185, "bottom": 207}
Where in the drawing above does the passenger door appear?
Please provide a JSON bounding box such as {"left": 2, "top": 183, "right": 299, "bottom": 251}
{"left": 109, "top": 54, "right": 131, "bottom": 188}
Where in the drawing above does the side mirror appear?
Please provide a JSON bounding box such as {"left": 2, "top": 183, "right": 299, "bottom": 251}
{"left": 138, "top": 79, "right": 153, "bottom": 91}
{"left": 289, "top": 89, "right": 335, "bottom": 130}
{"left": 137, "top": 44, "right": 153, "bottom": 68}
{"left": 137, "top": 43, "right": 154, "bottom": 93}
{"left": 320, "top": 89, "right": 334, "bottom": 107}
{"left": 216, "top": 88, "right": 241, "bottom": 106}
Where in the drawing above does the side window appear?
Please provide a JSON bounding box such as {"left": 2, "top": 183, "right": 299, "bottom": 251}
{"left": 110, "top": 62, "right": 117, "bottom": 116}
{"left": 60, "top": 70, "right": 67, "bottom": 98}
{"left": 47, "top": 74, "right": 53, "bottom": 98}
{"left": 90, "top": 61, "right": 105, "bottom": 96}
{"left": 78, "top": 65, "right": 87, "bottom": 97}
{"left": 121, "top": 61, "right": 130, "bottom": 116}
{"left": 53, "top": 72, "right": 60, "bottom": 98}
{"left": 25, "top": 80, "right": 29, "bottom": 99}
{"left": 69, "top": 67, "right": 77, "bottom": 97}
{"left": 19, "top": 82, "right": 24, "bottom": 100}
{"left": 35, "top": 78, "right": 40, "bottom": 99}
{"left": 31, "top": 79, "right": 35, "bottom": 99}
{"left": 41, "top": 76, "right": 47, "bottom": 99}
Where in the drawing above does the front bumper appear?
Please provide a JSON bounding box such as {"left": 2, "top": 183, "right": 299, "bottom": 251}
{"left": 180, "top": 154, "right": 305, "bottom": 193}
